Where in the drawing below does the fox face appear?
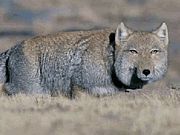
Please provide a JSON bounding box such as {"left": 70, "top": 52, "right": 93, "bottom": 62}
{"left": 114, "top": 22, "right": 169, "bottom": 88}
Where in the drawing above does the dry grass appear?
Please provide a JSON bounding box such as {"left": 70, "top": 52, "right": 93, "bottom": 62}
{"left": 0, "top": 89, "right": 180, "bottom": 135}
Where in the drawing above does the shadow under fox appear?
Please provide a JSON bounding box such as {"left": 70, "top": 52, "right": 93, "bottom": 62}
{"left": 0, "top": 22, "right": 169, "bottom": 97}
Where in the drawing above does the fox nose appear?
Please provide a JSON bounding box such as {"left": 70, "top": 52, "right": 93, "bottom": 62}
{"left": 142, "top": 69, "right": 150, "bottom": 76}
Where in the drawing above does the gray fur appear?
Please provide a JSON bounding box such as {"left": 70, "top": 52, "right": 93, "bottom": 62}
{"left": 0, "top": 22, "right": 169, "bottom": 97}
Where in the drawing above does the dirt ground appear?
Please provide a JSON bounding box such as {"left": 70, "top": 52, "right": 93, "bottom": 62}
{"left": 0, "top": 0, "right": 180, "bottom": 135}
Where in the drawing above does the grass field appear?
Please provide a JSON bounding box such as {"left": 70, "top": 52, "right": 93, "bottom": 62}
{"left": 0, "top": 88, "right": 180, "bottom": 135}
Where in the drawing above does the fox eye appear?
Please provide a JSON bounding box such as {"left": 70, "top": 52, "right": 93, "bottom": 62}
{"left": 129, "top": 49, "right": 138, "bottom": 54}
{"left": 150, "top": 49, "right": 159, "bottom": 54}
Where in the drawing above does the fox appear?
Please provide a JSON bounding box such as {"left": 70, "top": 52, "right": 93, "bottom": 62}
{"left": 0, "top": 22, "right": 169, "bottom": 97}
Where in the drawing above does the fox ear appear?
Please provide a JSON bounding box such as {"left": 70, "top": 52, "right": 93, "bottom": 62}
{"left": 153, "top": 22, "right": 169, "bottom": 46}
{"left": 115, "top": 22, "right": 133, "bottom": 45}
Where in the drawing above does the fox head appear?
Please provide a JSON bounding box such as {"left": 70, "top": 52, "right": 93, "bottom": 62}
{"left": 114, "top": 22, "right": 169, "bottom": 88}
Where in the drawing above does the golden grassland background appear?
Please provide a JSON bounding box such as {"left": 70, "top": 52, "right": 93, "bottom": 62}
{"left": 0, "top": 0, "right": 180, "bottom": 135}
{"left": 1, "top": 89, "right": 180, "bottom": 135}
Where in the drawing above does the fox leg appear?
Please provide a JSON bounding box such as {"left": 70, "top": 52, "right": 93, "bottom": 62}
{"left": 90, "top": 85, "right": 119, "bottom": 96}
{"left": 81, "top": 60, "right": 119, "bottom": 96}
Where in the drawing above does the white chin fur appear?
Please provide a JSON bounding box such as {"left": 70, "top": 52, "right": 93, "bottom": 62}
{"left": 118, "top": 72, "right": 132, "bottom": 86}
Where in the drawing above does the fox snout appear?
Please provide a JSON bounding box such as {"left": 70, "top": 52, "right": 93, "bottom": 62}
{"left": 142, "top": 69, "right": 151, "bottom": 76}
{"left": 136, "top": 68, "right": 153, "bottom": 82}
